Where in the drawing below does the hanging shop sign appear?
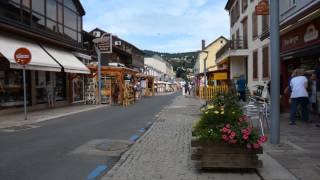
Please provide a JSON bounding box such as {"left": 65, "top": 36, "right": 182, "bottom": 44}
{"left": 14, "top": 47, "right": 32, "bottom": 65}
{"left": 255, "top": 0, "right": 269, "bottom": 16}
{"left": 93, "top": 33, "right": 113, "bottom": 54}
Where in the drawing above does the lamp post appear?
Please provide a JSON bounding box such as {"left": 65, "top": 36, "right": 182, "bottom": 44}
{"left": 270, "top": 0, "right": 280, "bottom": 144}
{"left": 202, "top": 51, "right": 209, "bottom": 100}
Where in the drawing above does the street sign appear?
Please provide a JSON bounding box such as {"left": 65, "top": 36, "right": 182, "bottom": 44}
{"left": 255, "top": 0, "right": 269, "bottom": 16}
{"left": 14, "top": 47, "right": 31, "bottom": 120}
{"left": 93, "top": 33, "right": 113, "bottom": 54}
{"left": 14, "top": 47, "right": 32, "bottom": 65}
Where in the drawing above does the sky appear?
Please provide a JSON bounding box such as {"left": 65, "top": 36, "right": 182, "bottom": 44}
{"left": 81, "top": 0, "right": 230, "bottom": 53}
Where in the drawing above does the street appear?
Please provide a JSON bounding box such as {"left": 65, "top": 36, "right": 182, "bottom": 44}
{"left": 0, "top": 93, "right": 177, "bottom": 180}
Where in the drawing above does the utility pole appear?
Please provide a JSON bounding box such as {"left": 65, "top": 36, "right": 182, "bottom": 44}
{"left": 270, "top": 0, "right": 280, "bottom": 144}
{"left": 94, "top": 46, "right": 102, "bottom": 104}
{"left": 202, "top": 51, "right": 209, "bottom": 100}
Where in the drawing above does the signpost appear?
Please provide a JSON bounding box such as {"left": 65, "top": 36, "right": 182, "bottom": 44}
{"left": 14, "top": 48, "right": 31, "bottom": 120}
{"left": 93, "top": 33, "right": 113, "bottom": 104}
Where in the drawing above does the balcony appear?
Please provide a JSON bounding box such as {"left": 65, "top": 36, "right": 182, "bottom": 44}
{"left": 216, "top": 37, "right": 248, "bottom": 62}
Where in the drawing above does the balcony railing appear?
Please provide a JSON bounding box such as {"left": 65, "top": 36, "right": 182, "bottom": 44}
{"left": 216, "top": 37, "right": 248, "bottom": 61}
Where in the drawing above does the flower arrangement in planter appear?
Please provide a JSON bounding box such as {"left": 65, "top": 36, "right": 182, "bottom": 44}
{"left": 191, "top": 91, "right": 267, "bottom": 169}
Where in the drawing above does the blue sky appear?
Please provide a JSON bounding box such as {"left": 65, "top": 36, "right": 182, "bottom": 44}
{"left": 81, "top": 0, "right": 229, "bottom": 53}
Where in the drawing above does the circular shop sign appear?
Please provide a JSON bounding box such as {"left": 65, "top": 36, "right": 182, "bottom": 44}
{"left": 14, "top": 47, "right": 32, "bottom": 65}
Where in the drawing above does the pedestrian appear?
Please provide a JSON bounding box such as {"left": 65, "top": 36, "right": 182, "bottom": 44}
{"left": 308, "top": 73, "right": 317, "bottom": 115}
{"left": 113, "top": 81, "right": 119, "bottom": 104}
{"left": 289, "top": 69, "right": 309, "bottom": 125}
{"left": 184, "top": 81, "right": 190, "bottom": 96}
{"left": 236, "top": 75, "right": 246, "bottom": 102}
{"left": 46, "top": 81, "right": 55, "bottom": 108}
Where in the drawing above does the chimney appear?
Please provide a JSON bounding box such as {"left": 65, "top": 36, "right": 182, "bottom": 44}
{"left": 201, "top": 40, "right": 206, "bottom": 50}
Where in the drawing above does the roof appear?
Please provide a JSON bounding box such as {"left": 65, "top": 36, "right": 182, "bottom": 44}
{"left": 73, "top": 0, "right": 85, "bottom": 16}
{"left": 203, "top": 36, "right": 228, "bottom": 50}
{"left": 225, "top": 0, "right": 236, "bottom": 10}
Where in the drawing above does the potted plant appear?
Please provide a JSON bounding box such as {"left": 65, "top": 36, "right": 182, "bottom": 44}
{"left": 191, "top": 91, "right": 267, "bottom": 169}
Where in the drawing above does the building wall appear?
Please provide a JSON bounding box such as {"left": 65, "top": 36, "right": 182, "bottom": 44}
{"left": 144, "top": 56, "right": 167, "bottom": 74}
{"left": 230, "top": 57, "right": 246, "bottom": 79}
{"left": 228, "top": 0, "right": 270, "bottom": 92}
{"left": 280, "top": 0, "right": 319, "bottom": 23}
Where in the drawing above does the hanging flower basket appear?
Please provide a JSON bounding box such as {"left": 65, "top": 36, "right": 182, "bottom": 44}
{"left": 191, "top": 91, "right": 267, "bottom": 169}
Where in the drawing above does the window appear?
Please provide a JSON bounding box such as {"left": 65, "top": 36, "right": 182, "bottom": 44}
{"left": 64, "top": 27, "right": 77, "bottom": 41}
{"left": 47, "top": 19, "right": 57, "bottom": 32}
{"left": 31, "top": 12, "right": 45, "bottom": 29}
{"left": 262, "top": 15, "right": 269, "bottom": 33}
{"left": 22, "top": 0, "right": 30, "bottom": 8}
{"left": 46, "top": 0, "right": 57, "bottom": 21}
{"left": 262, "top": 46, "right": 269, "bottom": 78}
{"left": 32, "top": 0, "right": 44, "bottom": 14}
{"left": 283, "top": 0, "right": 296, "bottom": 11}
{"left": 230, "top": 1, "right": 240, "bottom": 27}
{"left": 242, "top": 0, "right": 248, "bottom": 12}
{"left": 0, "top": 1, "right": 21, "bottom": 21}
{"left": 252, "top": 51, "right": 258, "bottom": 79}
{"left": 64, "top": 7, "right": 77, "bottom": 30}
{"left": 252, "top": 12, "right": 258, "bottom": 39}
{"left": 64, "top": 0, "right": 77, "bottom": 11}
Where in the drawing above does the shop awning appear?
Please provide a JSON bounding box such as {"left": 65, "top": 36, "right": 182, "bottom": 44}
{"left": 43, "top": 45, "right": 90, "bottom": 74}
{"left": 0, "top": 34, "right": 61, "bottom": 72}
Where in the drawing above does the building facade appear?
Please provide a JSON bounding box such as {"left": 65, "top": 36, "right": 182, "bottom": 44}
{"left": 217, "top": 0, "right": 271, "bottom": 93}
{"left": 279, "top": 0, "right": 320, "bottom": 107}
{"left": 194, "top": 37, "right": 228, "bottom": 87}
{"left": 0, "top": 0, "right": 90, "bottom": 112}
{"left": 144, "top": 55, "right": 175, "bottom": 82}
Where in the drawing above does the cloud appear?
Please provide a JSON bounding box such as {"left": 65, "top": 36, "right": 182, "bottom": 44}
{"left": 81, "top": 0, "right": 229, "bottom": 53}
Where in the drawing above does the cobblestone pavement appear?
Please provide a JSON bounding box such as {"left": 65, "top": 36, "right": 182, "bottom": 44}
{"left": 101, "top": 96, "right": 260, "bottom": 180}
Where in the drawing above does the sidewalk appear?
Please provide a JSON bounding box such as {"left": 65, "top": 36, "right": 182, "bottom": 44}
{"left": 264, "top": 113, "right": 320, "bottom": 180}
{"left": 101, "top": 96, "right": 294, "bottom": 180}
{"left": 0, "top": 104, "right": 106, "bottom": 129}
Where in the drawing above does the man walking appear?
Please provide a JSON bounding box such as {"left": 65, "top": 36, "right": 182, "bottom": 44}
{"left": 236, "top": 75, "right": 246, "bottom": 102}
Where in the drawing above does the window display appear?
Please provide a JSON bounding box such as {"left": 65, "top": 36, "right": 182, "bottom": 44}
{"left": 0, "top": 69, "right": 30, "bottom": 108}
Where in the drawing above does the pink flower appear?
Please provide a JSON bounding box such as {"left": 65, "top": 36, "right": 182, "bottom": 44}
{"left": 231, "top": 139, "right": 238, "bottom": 144}
{"left": 230, "top": 132, "right": 236, "bottom": 137}
{"left": 222, "top": 135, "right": 229, "bottom": 141}
{"left": 253, "top": 143, "right": 260, "bottom": 149}
{"left": 222, "top": 127, "right": 228, "bottom": 133}
{"left": 259, "top": 136, "right": 268, "bottom": 143}
{"left": 241, "top": 129, "right": 248, "bottom": 134}
{"left": 243, "top": 134, "right": 249, "bottom": 140}
{"left": 258, "top": 140, "right": 263, "bottom": 146}
{"left": 225, "top": 124, "right": 231, "bottom": 128}
{"left": 246, "top": 144, "right": 252, "bottom": 149}
{"left": 227, "top": 129, "right": 232, "bottom": 134}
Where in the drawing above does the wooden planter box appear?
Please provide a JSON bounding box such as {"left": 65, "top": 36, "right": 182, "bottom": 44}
{"left": 191, "top": 137, "right": 263, "bottom": 170}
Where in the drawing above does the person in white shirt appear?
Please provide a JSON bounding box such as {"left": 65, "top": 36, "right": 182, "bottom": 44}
{"left": 290, "top": 69, "right": 309, "bottom": 125}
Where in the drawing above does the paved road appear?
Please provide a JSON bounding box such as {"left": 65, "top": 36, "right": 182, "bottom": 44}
{"left": 0, "top": 93, "right": 177, "bottom": 180}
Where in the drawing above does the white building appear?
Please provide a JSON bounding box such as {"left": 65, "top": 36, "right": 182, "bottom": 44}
{"left": 144, "top": 55, "right": 175, "bottom": 82}
{"left": 216, "top": 0, "right": 271, "bottom": 92}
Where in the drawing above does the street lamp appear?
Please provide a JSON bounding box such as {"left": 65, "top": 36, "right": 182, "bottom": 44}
{"left": 202, "top": 51, "right": 209, "bottom": 100}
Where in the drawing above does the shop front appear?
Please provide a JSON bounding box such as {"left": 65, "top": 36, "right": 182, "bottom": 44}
{"left": 0, "top": 33, "right": 90, "bottom": 111}
{"left": 280, "top": 15, "right": 320, "bottom": 109}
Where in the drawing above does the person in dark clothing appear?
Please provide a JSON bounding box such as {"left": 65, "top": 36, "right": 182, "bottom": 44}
{"left": 184, "top": 81, "right": 190, "bottom": 95}
{"left": 236, "top": 75, "right": 246, "bottom": 102}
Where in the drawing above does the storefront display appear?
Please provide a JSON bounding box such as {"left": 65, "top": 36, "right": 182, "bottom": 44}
{"left": 0, "top": 61, "right": 30, "bottom": 108}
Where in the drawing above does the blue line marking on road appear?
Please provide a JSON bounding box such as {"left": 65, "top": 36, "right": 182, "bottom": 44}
{"left": 139, "top": 128, "right": 145, "bottom": 133}
{"left": 86, "top": 164, "right": 108, "bottom": 180}
{"left": 130, "top": 134, "right": 140, "bottom": 141}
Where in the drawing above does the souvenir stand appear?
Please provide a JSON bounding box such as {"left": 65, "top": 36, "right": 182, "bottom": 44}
{"left": 136, "top": 74, "right": 154, "bottom": 97}
{"left": 87, "top": 65, "right": 138, "bottom": 105}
